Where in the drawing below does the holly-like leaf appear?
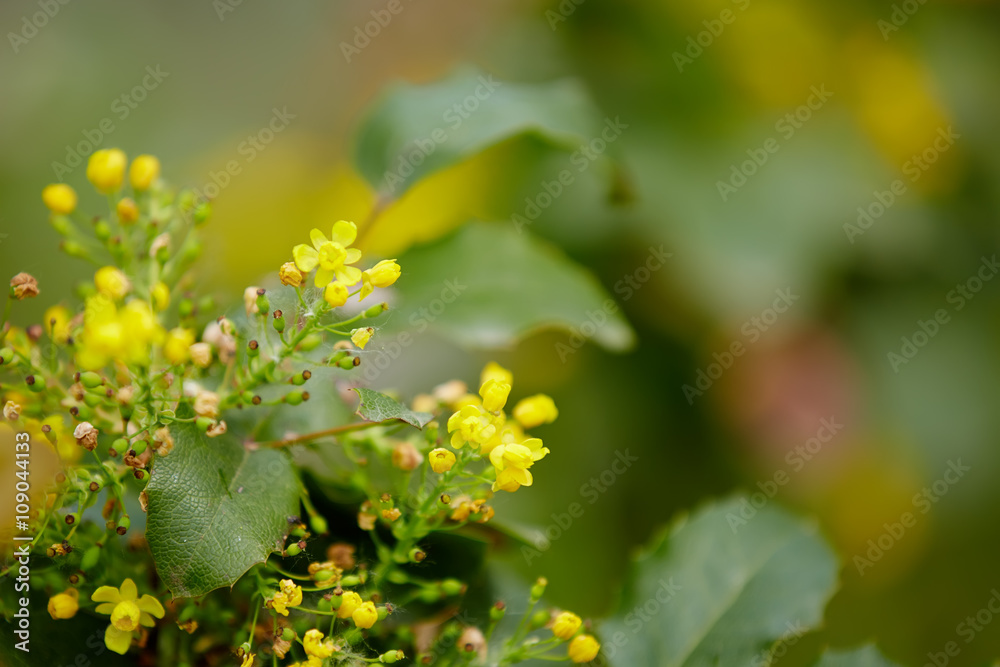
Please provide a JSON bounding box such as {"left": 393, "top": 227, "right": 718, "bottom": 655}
{"left": 602, "top": 496, "right": 839, "bottom": 666}
{"left": 353, "top": 387, "right": 432, "bottom": 429}
{"left": 146, "top": 416, "right": 300, "bottom": 598}
{"left": 394, "top": 221, "right": 635, "bottom": 351}
{"left": 813, "top": 645, "right": 902, "bottom": 667}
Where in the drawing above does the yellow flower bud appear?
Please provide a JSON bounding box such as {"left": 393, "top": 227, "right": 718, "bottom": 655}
{"left": 351, "top": 327, "right": 374, "bottom": 349}
{"left": 151, "top": 281, "right": 170, "bottom": 311}
{"left": 116, "top": 197, "right": 139, "bottom": 224}
{"left": 303, "top": 629, "right": 335, "bottom": 658}
{"left": 279, "top": 262, "right": 304, "bottom": 287}
{"left": 429, "top": 448, "right": 456, "bottom": 474}
{"left": 87, "top": 148, "right": 127, "bottom": 194}
{"left": 568, "top": 635, "right": 600, "bottom": 663}
{"left": 366, "top": 259, "right": 401, "bottom": 288}
{"left": 42, "top": 184, "right": 78, "bottom": 214}
{"left": 44, "top": 305, "right": 72, "bottom": 343}
{"left": 513, "top": 394, "right": 558, "bottom": 429}
{"left": 337, "top": 591, "right": 362, "bottom": 619}
{"left": 324, "top": 281, "right": 349, "bottom": 308}
{"left": 551, "top": 611, "right": 582, "bottom": 640}
{"left": 352, "top": 601, "right": 378, "bottom": 629}
{"left": 129, "top": 154, "right": 160, "bottom": 191}
{"left": 480, "top": 361, "right": 513, "bottom": 387}
{"left": 94, "top": 266, "right": 131, "bottom": 300}
{"left": 164, "top": 328, "right": 195, "bottom": 365}
{"left": 479, "top": 379, "right": 511, "bottom": 413}
{"left": 47, "top": 588, "right": 79, "bottom": 619}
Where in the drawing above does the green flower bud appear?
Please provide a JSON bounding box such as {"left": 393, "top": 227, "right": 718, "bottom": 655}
{"left": 441, "top": 579, "right": 464, "bottom": 596}
{"left": 298, "top": 333, "right": 322, "bottom": 352}
{"left": 130, "top": 439, "right": 147, "bottom": 455}
{"left": 247, "top": 340, "right": 260, "bottom": 358}
{"left": 530, "top": 609, "right": 550, "bottom": 630}
{"left": 83, "top": 393, "right": 103, "bottom": 408}
{"left": 178, "top": 299, "right": 194, "bottom": 318}
{"left": 408, "top": 548, "right": 426, "bottom": 563}
{"left": 285, "top": 543, "right": 301, "bottom": 557}
{"left": 329, "top": 350, "right": 350, "bottom": 365}
{"left": 0, "top": 348, "right": 14, "bottom": 365}
{"left": 318, "top": 596, "right": 333, "bottom": 612}
{"left": 94, "top": 219, "right": 112, "bottom": 241}
{"left": 379, "top": 650, "right": 404, "bottom": 663}
{"left": 50, "top": 215, "right": 73, "bottom": 235}
{"left": 116, "top": 516, "right": 130, "bottom": 535}
{"left": 490, "top": 600, "right": 506, "bottom": 622}
{"left": 530, "top": 576, "right": 548, "bottom": 602}
{"left": 340, "top": 575, "right": 361, "bottom": 587}
{"left": 314, "top": 570, "right": 335, "bottom": 583}
{"left": 61, "top": 240, "right": 87, "bottom": 258}
{"left": 26, "top": 375, "right": 46, "bottom": 392}
{"left": 364, "top": 302, "right": 389, "bottom": 318}
{"left": 281, "top": 627, "right": 295, "bottom": 642}
{"left": 310, "top": 515, "right": 328, "bottom": 534}
{"left": 193, "top": 201, "right": 211, "bottom": 225}
{"left": 285, "top": 391, "right": 304, "bottom": 406}
{"left": 337, "top": 355, "right": 359, "bottom": 370}
{"left": 272, "top": 310, "right": 286, "bottom": 333}
{"left": 255, "top": 289, "right": 269, "bottom": 315}
{"left": 196, "top": 417, "right": 213, "bottom": 433}
{"left": 79, "top": 371, "right": 103, "bottom": 388}
{"left": 80, "top": 545, "right": 101, "bottom": 571}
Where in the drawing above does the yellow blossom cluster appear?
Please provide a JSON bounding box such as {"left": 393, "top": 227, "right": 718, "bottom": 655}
{"left": 445, "top": 362, "right": 559, "bottom": 492}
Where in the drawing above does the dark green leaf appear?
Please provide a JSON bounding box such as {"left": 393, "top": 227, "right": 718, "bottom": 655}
{"left": 353, "top": 387, "right": 432, "bottom": 429}
{"left": 602, "top": 496, "right": 839, "bottom": 666}
{"left": 146, "top": 417, "right": 300, "bottom": 598}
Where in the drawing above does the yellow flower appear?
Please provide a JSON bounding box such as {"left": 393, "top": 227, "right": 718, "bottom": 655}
{"left": 352, "top": 601, "right": 378, "bottom": 629}
{"left": 551, "top": 611, "right": 582, "bottom": 640}
{"left": 568, "top": 635, "right": 600, "bottom": 663}
{"left": 151, "top": 281, "right": 170, "bottom": 311}
{"left": 336, "top": 590, "right": 362, "bottom": 619}
{"left": 359, "top": 259, "right": 401, "bottom": 300}
{"left": 324, "top": 281, "right": 349, "bottom": 308}
{"left": 303, "top": 628, "right": 336, "bottom": 658}
{"left": 241, "top": 652, "right": 255, "bottom": 667}
{"left": 43, "top": 304, "right": 72, "bottom": 343}
{"left": 479, "top": 379, "right": 511, "bottom": 413}
{"left": 164, "top": 328, "right": 195, "bottom": 365}
{"left": 116, "top": 198, "right": 138, "bottom": 225}
{"left": 47, "top": 588, "right": 79, "bottom": 619}
{"left": 92, "top": 578, "right": 165, "bottom": 655}
{"left": 77, "top": 297, "right": 164, "bottom": 370}
{"left": 42, "top": 184, "right": 77, "bottom": 214}
{"left": 293, "top": 221, "right": 363, "bottom": 288}
{"left": 94, "top": 266, "right": 131, "bottom": 300}
{"left": 279, "top": 262, "right": 304, "bottom": 287}
{"left": 446, "top": 404, "right": 499, "bottom": 449}
{"left": 481, "top": 361, "right": 513, "bottom": 387}
{"left": 513, "top": 394, "right": 559, "bottom": 429}
{"left": 351, "top": 327, "right": 374, "bottom": 349}
{"left": 270, "top": 579, "right": 303, "bottom": 616}
{"left": 429, "top": 448, "right": 456, "bottom": 474}
{"left": 87, "top": 148, "right": 127, "bottom": 194}
{"left": 129, "top": 154, "right": 160, "bottom": 191}
{"left": 489, "top": 436, "right": 549, "bottom": 493}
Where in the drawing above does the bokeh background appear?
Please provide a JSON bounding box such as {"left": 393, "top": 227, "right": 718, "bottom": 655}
{"left": 3, "top": 0, "right": 1000, "bottom": 664}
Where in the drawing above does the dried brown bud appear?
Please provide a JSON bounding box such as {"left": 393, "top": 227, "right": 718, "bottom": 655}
{"left": 10, "top": 272, "right": 39, "bottom": 300}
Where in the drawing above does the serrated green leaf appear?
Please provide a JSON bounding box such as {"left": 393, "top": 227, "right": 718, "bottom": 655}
{"left": 353, "top": 387, "right": 432, "bottom": 428}
{"left": 353, "top": 67, "right": 602, "bottom": 196}
{"left": 602, "top": 496, "right": 838, "bottom": 667}
{"left": 813, "top": 645, "right": 902, "bottom": 667}
{"left": 146, "top": 416, "right": 300, "bottom": 598}
{"left": 394, "top": 221, "right": 635, "bottom": 351}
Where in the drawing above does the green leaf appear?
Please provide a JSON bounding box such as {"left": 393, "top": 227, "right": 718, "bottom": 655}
{"left": 602, "top": 496, "right": 839, "bottom": 667}
{"left": 353, "top": 387, "right": 432, "bottom": 429}
{"left": 395, "top": 221, "right": 635, "bottom": 350}
{"left": 353, "top": 67, "right": 602, "bottom": 196}
{"left": 146, "top": 416, "right": 300, "bottom": 598}
{"left": 813, "top": 645, "right": 902, "bottom": 667}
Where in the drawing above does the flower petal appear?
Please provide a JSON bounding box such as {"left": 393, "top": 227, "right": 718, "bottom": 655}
{"left": 314, "top": 267, "right": 334, "bottom": 288}
{"left": 335, "top": 265, "right": 362, "bottom": 286}
{"left": 330, "top": 220, "right": 357, "bottom": 246}
{"left": 345, "top": 248, "right": 362, "bottom": 264}
{"left": 95, "top": 602, "right": 117, "bottom": 615}
{"left": 309, "top": 228, "right": 329, "bottom": 250}
{"left": 119, "top": 578, "right": 137, "bottom": 601}
{"left": 138, "top": 594, "right": 165, "bottom": 618}
{"left": 293, "top": 245, "right": 319, "bottom": 272}
{"left": 104, "top": 624, "right": 133, "bottom": 655}
{"left": 92, "top": 586, "right": 122, "bottom": 604}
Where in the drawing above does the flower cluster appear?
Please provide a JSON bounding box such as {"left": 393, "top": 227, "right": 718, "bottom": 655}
{"left": 445, "top": 362, "right": 559, "bottom": 492}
